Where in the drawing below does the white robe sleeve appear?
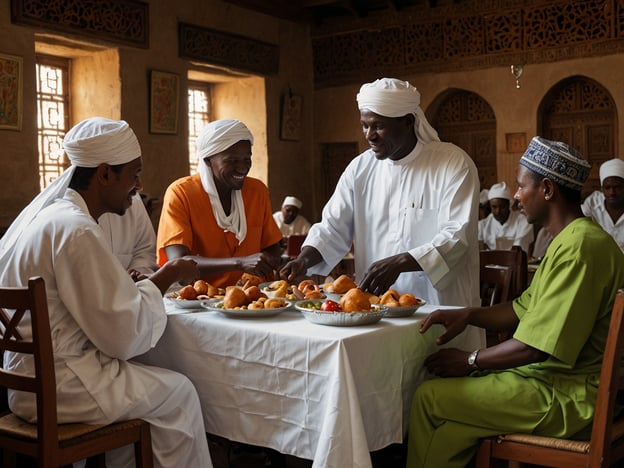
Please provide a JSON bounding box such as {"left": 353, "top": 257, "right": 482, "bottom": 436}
{"left": 56, "top": 225, "right": 166, "bottom": 360}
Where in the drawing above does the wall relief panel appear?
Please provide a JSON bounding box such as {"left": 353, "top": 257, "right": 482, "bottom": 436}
{"left": 178, "top": 22, "right": 279, "bottom": 76}
{"left": 313, "top": 0, "right": 624, "bottom": 88}
{"left": 11, "top": 0, "right": 149, "bottom": 48}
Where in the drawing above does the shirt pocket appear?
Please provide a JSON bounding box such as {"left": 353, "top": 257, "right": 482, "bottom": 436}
{"left": 403, "top": 207, "right": 438, "bottom": 246}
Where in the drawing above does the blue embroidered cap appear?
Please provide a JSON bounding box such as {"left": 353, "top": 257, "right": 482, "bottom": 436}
{"left": 519, "top": 137, "right": 591, "bottom": 191}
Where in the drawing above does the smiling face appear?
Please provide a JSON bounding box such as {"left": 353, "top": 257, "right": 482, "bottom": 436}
{"left": 359, "top": 110, "right": 417, "bottom": 161}
{"left": 105, "top": 157, "right": 143, "bottom": 216}
{"left": 206, "top": 140, "right": 252, "bottom": 192}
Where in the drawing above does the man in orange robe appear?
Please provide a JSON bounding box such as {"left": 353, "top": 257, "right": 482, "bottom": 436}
{"left": 157, "top": 119, "right": 283, "bottom": 288}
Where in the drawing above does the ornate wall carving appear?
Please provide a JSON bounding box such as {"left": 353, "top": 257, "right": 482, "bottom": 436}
{"left": 540, "top": 76, "right": 616, "bottom": 194}
{"left": 10, "top": 0, "right": 149, "bottom": 48}
{"left": 178, "top": 22, "right": 279, "bottom": 76}
{"left": 312, "top": 0, "right": 624, "bottom": 88}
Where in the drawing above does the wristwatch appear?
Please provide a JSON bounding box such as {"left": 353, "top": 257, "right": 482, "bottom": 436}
{"left": 468, "top": 349, "right": 480, "bottom": 370}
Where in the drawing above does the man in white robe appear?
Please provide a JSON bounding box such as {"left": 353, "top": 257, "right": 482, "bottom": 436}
{"left": 478, "top": 181, "right": 534, "bottom": 253}
{"left": 272, "top": 196, "right": 312, "bottom": 237}
{"left": 99, "top": 192, "right": 158, "bottom": 278}
{"left": 0, "top": 117, "right": 212, "bottom": 468}
{"left": 280, "top": 78, "right": 480, "bottom": 307}
{"left": 582, "top": 158, "right": 624, "bottom": 253}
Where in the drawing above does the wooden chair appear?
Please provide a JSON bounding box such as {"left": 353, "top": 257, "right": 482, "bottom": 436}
{"left": 475, "top": 288, "right": 624, "bottom": 468}
{"left": 480, "top": 265, "right": 514, "bottom": 346}
{"left": 286, "top": 234, "right": 307, "bottom": 258}
{"left": 480, "top": 265, "right": 513, "bottom": 307}
{"left": 0, "top": 277, "right": 153, "bottom": 468}
{"left": 480, "top": 246, "right": 528, "bottom": 299}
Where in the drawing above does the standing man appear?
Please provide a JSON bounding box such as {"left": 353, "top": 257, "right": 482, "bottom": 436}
{"left": 582, "top": 158, "right": 624, "bottom": 253}
{"left": 273, "top": 196, "right": 311, "bottom": 237}
{"left": 478, "top": 181, "right": 534, "bottom": 253}
{"left": 157, "top": 119, "right": 283, "bottom": 287}
{"left": 407, "top": 137, "right": 624, "bottom": 468}
{"left": 280, "top": 78, "right": 480, "bottom": 307}
{"left": 0, "top": 117, "right": 212, "bottom": 468}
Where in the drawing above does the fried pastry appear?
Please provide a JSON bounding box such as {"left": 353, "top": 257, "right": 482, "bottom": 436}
{"left": 340, "top": 288, "right": 372, "bottom": 312}
{"left": 223, "top": 286, "right": 247, "bottom": 309}
{"left": 399, "top": 293, "right": 421, "bottom": 306}
{"left": 331, "top": 274, "right": 358, "bottom": 294}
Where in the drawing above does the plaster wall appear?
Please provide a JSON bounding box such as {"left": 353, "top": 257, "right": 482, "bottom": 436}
{"left": 0, "top": 0, "right": 314, "bottom": 231}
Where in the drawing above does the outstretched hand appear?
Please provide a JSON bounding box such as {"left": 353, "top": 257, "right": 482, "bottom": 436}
{"left": 359, "top": 252, "right": 420, "bottom": 296}
{"left": 419, "top": 308, "right": 471, "bottom": 345}
{"left": 239, "top": 251, "right": 282, "bottom": 280}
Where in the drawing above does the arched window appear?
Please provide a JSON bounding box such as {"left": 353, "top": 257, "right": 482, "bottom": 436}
{"left": 538, "top": 76, "right": 618, "bottom": 196}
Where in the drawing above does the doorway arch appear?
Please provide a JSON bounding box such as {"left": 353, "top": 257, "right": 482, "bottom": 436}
{"left": 538, "top": 76, "right": 618, "bottom": 196}
{"left": 429, "top": 89, "right": 497, "bottom": 190}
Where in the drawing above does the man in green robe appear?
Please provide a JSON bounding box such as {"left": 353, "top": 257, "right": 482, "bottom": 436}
{"left": 407, "top": 136, "right": 624, "bottom": 467}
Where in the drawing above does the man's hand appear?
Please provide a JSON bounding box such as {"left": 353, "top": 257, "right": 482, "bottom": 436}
{"left": 420, "top": 308, "right": 472, "bottom": 345}
{"left": 238, "top": 252, "right": 282, "bottom": 280}
{"left": 424, "top": 348, "right": 473, "bottom": 377}
{"left": 279, "top": 257, "right": 309, "bottom": 283}
{"left": 128, "top": 269, "right": 147, "bottom": 282}
{"left": 359, "top": 252, "right": 421, "bottom": 296}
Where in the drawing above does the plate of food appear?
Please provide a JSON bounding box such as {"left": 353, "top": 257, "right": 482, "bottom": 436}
{"left": 166, "top": 280, "right": 225, "bottom": 309}
{"left": 165, "top": 296, "right": 207, "bottom": 310}
{"left": 202, "top": 298, "right": 293, "bottom": 318}
{"left": 378, "top": 290, "right": 426, "bottom": 318}
{"left": 260, "top": 279, "right": 326, "bottom": 301}
{"left": 294, "top": 299, "right": 387, "bottom": 326}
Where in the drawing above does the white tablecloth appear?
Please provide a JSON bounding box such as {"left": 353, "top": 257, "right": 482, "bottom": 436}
{"left": 137, "top": 303, "right": 485, "bottom": 468}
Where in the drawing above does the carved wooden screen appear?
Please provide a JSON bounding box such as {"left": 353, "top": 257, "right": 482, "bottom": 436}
{"left": 431, "top": 90, "right": 497, "bottom": 190}
{"left": 539, "top": 76, "right": 617, "bottom": 196}
{"left": 321, "top": 142, "right": 358, "bottom": 206}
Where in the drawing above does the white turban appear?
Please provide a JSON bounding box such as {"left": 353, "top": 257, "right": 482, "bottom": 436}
{"left": 488, "top": 182, "right": 512, "bottom": 201}
{"left": 600, "top": 158, "right": 624, "bottom": 184}
{"left": 197, "top": 119, "right": 253, "bottom": 160}
{"left": 282, "top": 196, "right": 302, "bottom": 209}
{"left": 197, "top": 119, "right": 254, "bottom": 245}
{"left": 479, "top": 189, "right": 489, "bottom": 205}
{"left": 356, "top": 78, "right": 440, "bottom": 144}
{"left": 0, "top": 117, "right": 140, "bottom": 263}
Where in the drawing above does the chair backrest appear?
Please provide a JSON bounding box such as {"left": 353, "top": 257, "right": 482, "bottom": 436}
{"left": 286, "top": 234, "right": 307, "bottom": 258}
{"left": 480, "top": 265, "right": 513, "bottom": 307}
{"left": 588, "top": 288, "right": 624, "bottom": 466}
{"left": 0, "top": 277, "right": 60, "bottom": 464}
{"left": 479, "top": 246, "right": 528, "bottom": 299}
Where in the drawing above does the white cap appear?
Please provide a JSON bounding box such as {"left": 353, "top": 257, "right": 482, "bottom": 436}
{"left": 479, "top": 189, "right": 489, "bottom": 205}
{"left": 488, "top": 182, "right": 512, "bottom": 201}
{"left": 282, "top": 196, "right": 302, "bottom": 209}
{"left": 600, "top": 159, "right": 624, "bottom": 184}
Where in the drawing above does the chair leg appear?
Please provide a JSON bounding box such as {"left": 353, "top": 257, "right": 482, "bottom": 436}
{"left": 3, "top": 449, "right": 17, "bottom": 468}
{"left": 134, "top": 423, "right": 154, "bottom": 468}
{"left": 85, "top": 454, "right": 106, "bottom": 468}
{"left": 474, "top": 439, "right": 493, "bottom": 468}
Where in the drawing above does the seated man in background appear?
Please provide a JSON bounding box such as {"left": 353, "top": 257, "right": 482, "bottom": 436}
{"left": 157, "top": 119, "right": 283, "bottom": 288}
{"left": 407, "top": 137, "right": 624, "bottom": 468}
{"left": 0, "top": 117, "right": 212, "bottom": 468}
{"left": 99, "top": 191, "right": 158, "bottom": 280}
{"left": 582, "top": 158, "right": 624, "bottom": 253}
{"left": 478, "top": 181, "right": 534, "bottom": 253}
{"left": 273, "top": 196, "right": 311, "bottom": 237}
